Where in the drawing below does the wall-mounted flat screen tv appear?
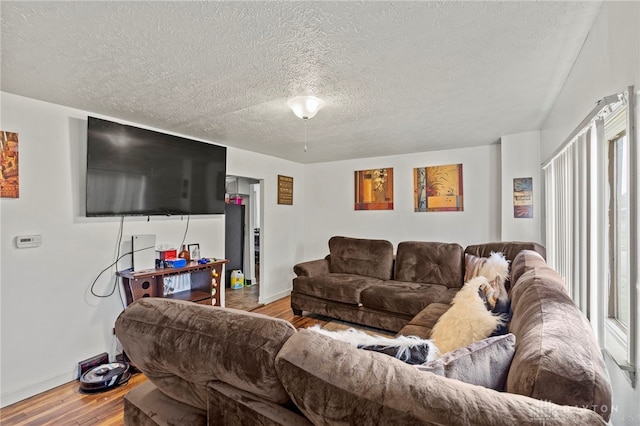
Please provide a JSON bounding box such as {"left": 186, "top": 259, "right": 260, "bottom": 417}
{"left": 86, "top": 117, "right": 227, "bottom": 217}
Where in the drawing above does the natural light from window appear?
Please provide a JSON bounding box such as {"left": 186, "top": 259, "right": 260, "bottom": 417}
{"left": 544, "top": 88, "right": 636, "bottom": 387}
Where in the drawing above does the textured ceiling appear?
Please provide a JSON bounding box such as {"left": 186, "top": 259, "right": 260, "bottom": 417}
{"left": 0, "top": 1, "right": 601, "bottom": 164}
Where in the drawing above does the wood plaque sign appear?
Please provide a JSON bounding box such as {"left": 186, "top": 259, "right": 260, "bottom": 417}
{"left": 278, "top": 175, "right": 293, "bottom": 205}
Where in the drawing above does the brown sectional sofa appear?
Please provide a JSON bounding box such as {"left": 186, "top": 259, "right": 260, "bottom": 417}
{"left": 291, "top": 236, "right": 545, "bottom": 332}
{"left": 115, "top": 247, "right": 611, "bottom": 425}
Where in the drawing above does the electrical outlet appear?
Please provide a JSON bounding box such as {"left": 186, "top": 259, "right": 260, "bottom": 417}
{"left": 77, "top": 352, "right": 109, "bottom": 379}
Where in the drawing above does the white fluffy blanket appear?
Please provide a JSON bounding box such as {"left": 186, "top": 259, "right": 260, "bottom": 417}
{"left": 430, "top": 276, "right": 508, "bottom": 355}
{"left": 307, "top": 325, "right": 439, "bottom": 364}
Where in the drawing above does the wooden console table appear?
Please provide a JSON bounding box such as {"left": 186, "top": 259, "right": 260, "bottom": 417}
{"left": 117, "top": 259, "right": 228, "bottom": 307}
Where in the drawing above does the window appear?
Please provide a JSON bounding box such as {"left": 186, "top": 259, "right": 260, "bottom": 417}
{"left": 604, "top": 105, "right": 635, "bottom": 382}
{"left": 608, "top": 125, "right": 629, "bottom": 330}
{"left": 543, "top": 87, "right": 636, "bottom": 387}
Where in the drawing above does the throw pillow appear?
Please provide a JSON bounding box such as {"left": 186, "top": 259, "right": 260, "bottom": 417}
{"left": 464, "top": 252, "right": 509, "bottom": 300}
{"left": 465, "top": 252, "right": 511, "bottom": 327}
{"left": 416, "top": 333, "right": 516, "bottom": 391}
{"left": 307, "top": 325, "right": 438, "bottom": 365}
{"left": 430, "top": 276, "right": 508, "bottom": 354}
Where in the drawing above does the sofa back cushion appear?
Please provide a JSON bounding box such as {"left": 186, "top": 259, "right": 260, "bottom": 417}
{"left": 394, "top": 241, "right": 464, "bottom": 288}
{"left": 275, "top": 330, "right": 605, "bottom": 425}
{"left": 510, "top": 249, "right": 546, "bottom": 289}
{"left": 115, "top": 298, "right": 296, "bottom": 410}
{"left": 465, "top": 241, "right": 546, "bottom": 264}
{"left": 507, "top": 251, "right": 612, "bottom": 421}
{"left": 328, "top": 236, "right": 394, "bottom": 280}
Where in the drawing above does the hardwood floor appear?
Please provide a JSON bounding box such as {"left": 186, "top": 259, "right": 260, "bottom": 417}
{"left": 0, "top": 296, "right": 327, "bottom": 426}
{"left": 0, "top": 373, "right": 147, "bottom": 426}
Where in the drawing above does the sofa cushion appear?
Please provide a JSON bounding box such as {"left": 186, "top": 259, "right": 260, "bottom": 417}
{"left": 293, "top": 274, "right": 382, "bottom": 305}
{"left": 208, "top": 382, "right": 312, "bottom": 426}
{"left": 465, "top": 241, "right": 546, "bottom": 264}
{"left": 464, "top": 252, "right": 510, "bottom": 316}
{"left": 275, "top": 330, "right": 606, "bottom": 425}
{"left": 397, "top": 302, "right": 451, "bottom": 339}
{"left": 507, "top": 260, "right": 612, "bottom": 421}
{"left": 394, "top": 241, "right": 464, "bottom": 288}
{"left": 463, "top": 252, "right": 509, "bottom": 285}
{"left": 115, "top": 298, "right": 296, "bottom": 410}
{"left": 328, "top": 236, "right": 394, "bottom": 280}
{"left": 360, "top": 281, "right": 456, "bottom": 316}
{"left": 416, "top": 333, "right": 516, "bottom": 391}
{"left": 510, "top": 249, "right": 547, "bottom": 289}
{"left": 124, "top": 381, "right": 207, "bottom": 426}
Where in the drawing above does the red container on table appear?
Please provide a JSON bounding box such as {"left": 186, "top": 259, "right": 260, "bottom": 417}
{"left": 157, "top": 249, "right": 177, "bottom": 261}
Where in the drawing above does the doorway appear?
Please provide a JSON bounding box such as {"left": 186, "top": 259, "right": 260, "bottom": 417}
{"left": 224, "top": 175, "right": 262, "bottom": 311}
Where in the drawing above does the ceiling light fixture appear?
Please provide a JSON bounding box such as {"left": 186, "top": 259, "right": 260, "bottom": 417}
{"left": 286, "top": 95, "right": 325, "bottom": 152}
{"left": 287, "top": 95, "right": 325, "bottom": 120}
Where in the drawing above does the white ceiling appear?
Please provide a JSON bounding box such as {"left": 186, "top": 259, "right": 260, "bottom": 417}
{"left": 0, "top": 1, "right": 602, "bottom": 164}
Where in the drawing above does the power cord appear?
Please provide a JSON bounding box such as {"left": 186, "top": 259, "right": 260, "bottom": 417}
{"left": 90, "top": 217, "right": 150, "bottom": 310}
{"left": 89, "top": 246, "right": 155, "bottom": 298}
{"left": 91, "top": 214, "right": 191, "bottom": 306}
{"left": 177, "top": 214, "right": 191, "bottom": 252}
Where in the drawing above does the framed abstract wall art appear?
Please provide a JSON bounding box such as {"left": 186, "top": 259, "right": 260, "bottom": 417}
{"left": 513, "top": 177, "right": 533, "bottom": 218}
{"left": 1, "top": 131, "right": 19, "bottom": 198}
{"left": 413, "top": 163, "right": 463, "bottom": 212}
{"left": 354, "top": 167, "right": 394, "bottom": 210}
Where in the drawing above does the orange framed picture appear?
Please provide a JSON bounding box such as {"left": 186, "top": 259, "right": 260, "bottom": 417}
{"left": 1, "top": 131, "right": 19, "bottom": 198}
{"left": 414, "top": 163, "right": 463, "bottom": 212}
{"left": 354, "top": 168, "right": 394, "bottom": 210}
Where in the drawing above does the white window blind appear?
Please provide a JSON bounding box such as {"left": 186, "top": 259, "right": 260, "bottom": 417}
{"left": 543, "top": 131, "right": 591, "bottom": 314}
{"left": 543, "top": 87, "right": 636, "bottom": 386}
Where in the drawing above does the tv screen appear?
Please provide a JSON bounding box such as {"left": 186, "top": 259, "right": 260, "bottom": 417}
{"left": 86, "top": 117, "right": 227, "bottom": 216}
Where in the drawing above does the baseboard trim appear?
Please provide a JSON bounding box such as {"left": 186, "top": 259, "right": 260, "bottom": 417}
{"left": 1, "top": 370, "right": 74, "bottom": 408}
{"left": 259, "top": 289, "right": 291, "bottom": 305}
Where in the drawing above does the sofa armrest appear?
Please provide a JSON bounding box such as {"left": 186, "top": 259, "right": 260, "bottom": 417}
{"left": 115, "top": 298, "right": 296, "bottom": 410}
{"left": 293, "top": 257, "right": 330, "bottom": 277}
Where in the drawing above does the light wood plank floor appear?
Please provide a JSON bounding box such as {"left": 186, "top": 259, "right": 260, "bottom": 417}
{"left": 0, "top": 296, "right": 329, "bottom": 426}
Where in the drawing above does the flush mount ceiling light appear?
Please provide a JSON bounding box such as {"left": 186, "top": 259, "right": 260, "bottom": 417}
{"left": 287, "top": 95, "right": 325, "bottom": 152}
{"left": 286, "top": 95, "right": 325, "bottom": 120}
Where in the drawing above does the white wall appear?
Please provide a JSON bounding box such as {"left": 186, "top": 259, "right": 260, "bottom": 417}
{"left": 302, "top": 144, "right": 502, "bottom": 260}
{"left": 500, "top": 130, "right": 542, "bottom": 243}
{"left": 0, "top": 92, "right": 304, "bottom": 406}
{"left": 540, "top": 2, "right": 640, "bottom": 424}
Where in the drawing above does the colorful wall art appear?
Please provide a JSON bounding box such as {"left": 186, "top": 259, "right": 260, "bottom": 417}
{"left": 354, "top": 168, "right": 394, "bottom": 210}
{"left": 1, "top": 131, "right": 19, "bottom": 198}
{"left": 414, "top": 163, "right": 463, "bottom": 212}
{"left": 513, "top": 177, "right": 533, "bottom": 218}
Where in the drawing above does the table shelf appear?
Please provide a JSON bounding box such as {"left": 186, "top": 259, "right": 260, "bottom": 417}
{"left": 117, "top": 259, "right": 228, "bottom": 307}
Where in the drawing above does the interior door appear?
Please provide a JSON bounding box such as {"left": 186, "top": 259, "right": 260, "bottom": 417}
{"left": 224, "top": 203, "right": 245, "bottom": 287}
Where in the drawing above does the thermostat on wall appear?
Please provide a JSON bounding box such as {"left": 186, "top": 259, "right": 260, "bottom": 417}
{"left": 16, "top": 235, "right": 42, "bottom": 248}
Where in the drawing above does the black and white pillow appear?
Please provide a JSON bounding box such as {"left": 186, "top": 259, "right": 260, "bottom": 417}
{"left": 307, "top": 325, "right": 438, "bottom": 365}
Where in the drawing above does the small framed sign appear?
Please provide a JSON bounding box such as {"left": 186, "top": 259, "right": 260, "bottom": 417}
{"left": 278, "top": 175, "right": 293, "bottom": 205}
{"left": 187, "top": 243, "right": 200, "bottom": 260}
